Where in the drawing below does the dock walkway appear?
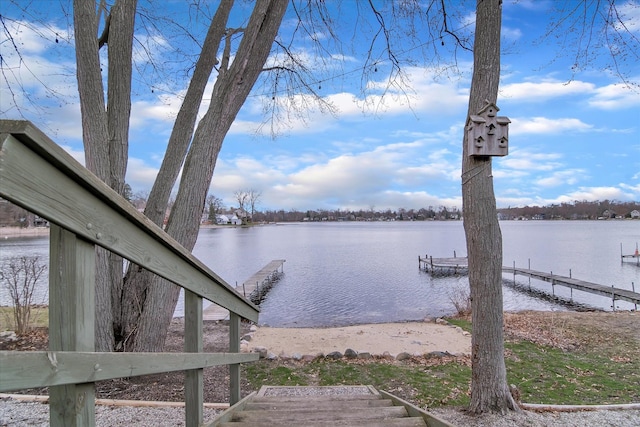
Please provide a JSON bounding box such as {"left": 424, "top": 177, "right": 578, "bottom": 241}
{"left": 203, "top": 259, "right": 285, "bottom": 321}
{"left": 621, "top": 243, "right": 639, "bottom": 265}
{"left": 418, "top": 255, "right": 468, "bottom": 275}
{"left": 503, "top": 267, "right": 640, "bottom": 308}
{"left": 419, "top": 255, "right": 639, "bottom": 309}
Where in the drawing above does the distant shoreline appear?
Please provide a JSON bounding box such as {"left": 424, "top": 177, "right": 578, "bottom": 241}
{"left": 0, "top": 224, "right": 233, "bottom": 240}
{"left": 0, "top": 227, "right": 50, "bottom": 239}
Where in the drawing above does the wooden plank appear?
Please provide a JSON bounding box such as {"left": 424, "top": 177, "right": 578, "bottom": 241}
{"left": 48, "top": 225, "right": 96, "bottom": 427}
{"left": 229, "top": 312, "right": 241, "bottom": 406}
{"left": 503, "top": 267, "right": 640, "bottom": 304}
{"left": 379, "top": 390, "right": 456, "bottom": 427}
{"left": 0, "top": 125, "right": 258, "bottom": 322}
{"left": 229, "top": 406, "right": 408, "bottom": 422}
{"left": 0, "top": 351, "right": 259, "bottom": 392}
{"left": 205, "top": 391, "right": 257, "bottom": 427}
{"left": 185, "top": 289, "right": 203, "bottom": 427}
{"left": 203, "top": 260, "right": 285, "bottom": 320}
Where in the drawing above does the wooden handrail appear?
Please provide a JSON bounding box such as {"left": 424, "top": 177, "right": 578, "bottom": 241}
{"left": 0, "top": 120, "right": 259, "bottom": 426}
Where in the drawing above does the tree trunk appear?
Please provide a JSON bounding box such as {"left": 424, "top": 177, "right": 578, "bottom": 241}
{"left": 462, "top": 0, "right": 519, "bottom": 414}
{"left": 128, "top": 0, "right": 289, "bottom": 352}
{"left": 74, "top": 0, "right": 137, "bottom": 351}
{"left": 115, "top": 0, "right": 234, "bottom": 352}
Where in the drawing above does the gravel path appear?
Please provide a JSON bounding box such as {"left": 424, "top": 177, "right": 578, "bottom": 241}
{"left": 0, "top": 399, "right": 223, "bottom": 426}
{"left": 2, "top": 397, "right": 639, "bottom": 426}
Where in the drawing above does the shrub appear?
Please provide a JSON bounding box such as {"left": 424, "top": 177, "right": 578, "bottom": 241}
{"left": 0, "top": 256, "right": 47, "bottom": 334}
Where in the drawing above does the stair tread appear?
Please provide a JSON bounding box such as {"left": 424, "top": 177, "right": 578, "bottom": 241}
{"left": 220, "top": 417, "right": 427, "bottom": 427}
{"left": 232, "top": 405, "right": 408, "bottom": 422}
{"left": 251, "top": 394, "right": 381, "bottom": 402}
{"left": 244, "top": 398, "right": 394, "bottom": 411}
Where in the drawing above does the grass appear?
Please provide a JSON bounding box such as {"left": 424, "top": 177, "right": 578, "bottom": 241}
{"left": 243, "top": 314, "right": 640, "bottom": 409}
{"left": 244, "top": 358, "right": 473, "bottom": 407}
{"left": 0, "top": 306, "right": 49, "bottom": 332}
{"left": 505, "top": 340, "right": 640, "bottom": 405}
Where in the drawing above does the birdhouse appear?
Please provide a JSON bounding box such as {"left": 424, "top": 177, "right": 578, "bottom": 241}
{"left": 466, "top": 101, "right": 510, "bottom": 157}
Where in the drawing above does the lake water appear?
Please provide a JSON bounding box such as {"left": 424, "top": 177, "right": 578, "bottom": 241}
{"left": 1, "top": 221, "right": 638, "bottom": 327}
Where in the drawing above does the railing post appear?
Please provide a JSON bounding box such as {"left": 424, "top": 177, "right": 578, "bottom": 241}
{"left": 185, "top": 289, "right": 203, "bottom": 427}
{"left": 229, "top": 312, "right": 241, "bottom": 405}
{"left": 48, "top": 225, "right": 95, "bottom": 427}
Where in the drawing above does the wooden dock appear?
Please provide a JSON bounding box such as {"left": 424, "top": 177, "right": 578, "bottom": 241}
{"left": 503, "top": 267, "right": 640, "bottom": 309}
{"left": 203, "top": 259, "right": 285, "bottom": 321}
{"left": 419, "top": 253, "right": 639, "bottom": 309}
{"left": 418, "top": 254, "right": 468, "bottom": 275}
{"left": 621, "top": 243, "right": 639, "bottom": 265}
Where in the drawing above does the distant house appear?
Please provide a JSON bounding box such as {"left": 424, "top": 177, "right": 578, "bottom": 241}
{"left": 601, "top": 209, "right": 616, "bottom": 219}
{"left": 216, "top": 214, "right": 230, "bottom": 224}
{"left": 630, "top": 210, "right": 640, "bottom": 219}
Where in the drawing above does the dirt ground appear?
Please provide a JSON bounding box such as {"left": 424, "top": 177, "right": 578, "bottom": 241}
{"left": 1, "top": 310, "right": 638, "bottom": 404}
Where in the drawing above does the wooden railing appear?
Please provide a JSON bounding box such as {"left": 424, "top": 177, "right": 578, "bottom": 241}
{"left": 0, "top": 120, "right": 260, "bottom": 426}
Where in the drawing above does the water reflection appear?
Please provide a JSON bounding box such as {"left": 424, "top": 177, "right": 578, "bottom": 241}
{"left": 1, "top": 221, "right": 638, "bottom": 326}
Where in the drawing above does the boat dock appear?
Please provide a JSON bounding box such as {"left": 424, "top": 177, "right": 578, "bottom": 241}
{"left": 420, "top": 253, "right": 639, "bottom": 310}
{"left": 418, "top": 253, "right": 468, "bottom": 275}
{"left": 203, "top": 259, "right": 285, "bottom": 321}
{"left": 621, "top": 243, "right": 639, "bottom": 265}
{"left": 503, "top": 267, "right": 639, "bottom": 310}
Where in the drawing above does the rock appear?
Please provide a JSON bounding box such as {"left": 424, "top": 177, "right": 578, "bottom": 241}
{"left": 435, "top": 318, "right": 448, "bottom": 325}
{"left": 301, "top": 354, "right": 317, "bottom": 362}
{"left": 252, "top": 346, "right": 268, "bottom": 358}
{"left": 291, "top": 353, "right": 303, "bottom": 361}
{"left": 462, "top": 331, "right": 471, "bottom": 336}
{"left": 326, "top": 351, "right": 342, "bottom": 360}
{"left": 0, "top": 331, "right": 17, "bottom": 342}
{"left": 249, "top": 325, "right": 258, "bottom": 332}
{"left": 344, "top": 348, "right": 358, "bottom": 359}
{"left": 382, "top": 351, "right": 393, "bottom": 359}
{"left": 241, "top": 334, "right": 252, "bottom": 342}
{"left": 425, "top": 351, "right": 451, "bottom": 358}
{"left": 396, "top": 352, "right": 412, "bottom": 361}
{"left": 266, "top": 352, "right": 278, "bottom": 360}
{"left": 357, "top": 352, "right": 372, "bottom": 360}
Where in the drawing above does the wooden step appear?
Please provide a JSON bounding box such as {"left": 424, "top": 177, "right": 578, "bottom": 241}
{"left": 208, "top": 386, "right": 448, "bottom": 427}
{"left": 219, "top": 418, "right": 427, "bottom": 427}
{"left": 231, "top": 405, "right": 409, "bottom": 422}
{"left": 244, "top": 397, "right": 395, "bottom": 410}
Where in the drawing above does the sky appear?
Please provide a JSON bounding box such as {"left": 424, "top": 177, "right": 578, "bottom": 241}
{"left": 1, "top": 0, "right": 639, "bottom": 212}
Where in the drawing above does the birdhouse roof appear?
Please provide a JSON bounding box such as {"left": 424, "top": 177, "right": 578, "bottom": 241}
{"left": 477, "top": 101, "right": 500, "bottom": 116}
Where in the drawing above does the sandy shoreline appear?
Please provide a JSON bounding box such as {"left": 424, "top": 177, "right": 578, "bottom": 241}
{"left": 245, "top": 321, "right": 471, "bottom": 357}
{"left": 0, "top": 227, "right": 50, "bottom": 238}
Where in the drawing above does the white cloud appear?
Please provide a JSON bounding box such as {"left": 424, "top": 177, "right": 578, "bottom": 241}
{"left": 125, "top": 158, "right": 160, "bottom": 190}
{"left": 511, "top": 117, "right": 593, "bottom": 134}
{"left": 500, "top": 80, "right": 595, "bottom": 101}
{"left": 556, "top": 185, "right": 639, "bottom": 202}
{"left": 617, "top": 1, "right": 640, "bottom": 34}
{"left": 501, "top": 151, "right": 563, "bottom": 171}
{"left": 535, "top": 169, "right": 587, "bottom": 188}
{"left": 588, "top": 82, "right": 640, "bottom": 110}
{"left": 502, "top": 27, "right": 523, "bottom": 41}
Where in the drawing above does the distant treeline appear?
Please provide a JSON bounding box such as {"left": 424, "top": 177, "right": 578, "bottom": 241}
{"left": 249, "top": 200, "right": 639, "bottom": 222}
{"left": 2, "top": 197, "right": 638, "bottom": 228}
{"left": 496, "top": 200, "right": 639, "bottom": 220}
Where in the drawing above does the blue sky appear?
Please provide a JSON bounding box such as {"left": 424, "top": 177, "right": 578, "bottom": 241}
{"left": 1, "top": 0, "right": 639, "bottom": 212}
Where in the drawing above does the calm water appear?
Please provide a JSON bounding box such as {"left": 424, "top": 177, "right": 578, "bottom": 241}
{"left": 1, "top": 221, "right": 638, "bottom": 326}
